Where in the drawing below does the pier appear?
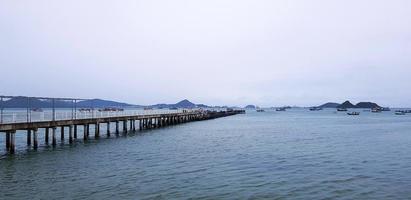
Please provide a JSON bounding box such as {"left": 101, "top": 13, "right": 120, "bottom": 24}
{"left": 0, "top": 96, "right": 245, "bottom": 154}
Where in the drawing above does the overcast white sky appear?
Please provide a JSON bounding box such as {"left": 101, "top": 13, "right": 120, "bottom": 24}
{"left": 0, "top": 0, "right": 410, "bottom": 107}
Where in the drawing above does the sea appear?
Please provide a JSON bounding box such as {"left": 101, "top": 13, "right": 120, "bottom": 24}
{"left": 1, "top": 108, "right": 411, "bottom": 199}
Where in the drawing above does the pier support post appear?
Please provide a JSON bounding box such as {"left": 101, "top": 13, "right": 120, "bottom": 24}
{"left": 132, "top": 120, "right": 136, "bottom": 131}
{"left": 107, "top": 122, "right": 110, "bottom": 136}
{"left": 84, "top": 124, "right": 89, "bottom": 141}
{"left": 74, "top": 125, "right": 77, "bottom": 139}
{"left": 6, "top": 132, "right": 10, "bottom": 150}
{"left": 45, "top": 128, "right": 49, "bottom": 144}
{"left": 69, "top": 125, "right": 73, "bottom": 144}
{"left": 139, "top": 119, "right": 142, "bottom": 130}
{"left": 9, "top": 131, "right": 16, "bottom": 154}
{"left": 27, "top": 130, "right": 32, "bottom": 146}
{"left": 61, "top": 126, "right": 65, "bottom": 141}
{"left": 33, "top": 129, "right": 38, "bottom": 149}
{"left": 95, "top": 123, "right": 100, "bottom": 138}
{"left": 52, "top": 127, "right": 57, "bottom": 147}
{"left": 115, "top": 121, "right": 119, "bottom": 134}
{"left": 123, "top": 121, "right": 127, "bottom": 133}
{"left": 129, "top": 120, "right": 132, "bottom": 131}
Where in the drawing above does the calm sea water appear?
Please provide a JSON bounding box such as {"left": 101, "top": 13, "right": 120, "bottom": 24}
{"left": 1, "top": 109, "right": 411, "bottom": 199}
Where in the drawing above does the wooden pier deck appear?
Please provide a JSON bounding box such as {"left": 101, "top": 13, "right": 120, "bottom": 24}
{"left": 0, "top": 110, "right": 245, "bottom": 154}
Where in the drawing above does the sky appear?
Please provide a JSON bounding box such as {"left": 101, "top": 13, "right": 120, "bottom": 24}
{"left": 0, "top": 0, "right": 410, "bottom": 107}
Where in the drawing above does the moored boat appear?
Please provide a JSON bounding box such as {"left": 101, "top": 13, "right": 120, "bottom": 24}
{"left": 395, "top": 111, "right": 406, "bottom": 115}
{"left": 309, "top": 107, "right": 322, "bottom": 111}
{"left": 276, "top": 107, "right": 286, "bottom": 111}
{"left": 347, "top": 112, "right": 360, "bottom": 115}
{"left": 337, "top": 108, "right": 347, "bottom": 112}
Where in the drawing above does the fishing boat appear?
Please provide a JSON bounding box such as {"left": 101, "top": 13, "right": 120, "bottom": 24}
{"left": 337, "top": 108, "right": 347, "bottom": 112}
{"left": 309, "top": 107, "right": 322, "bottom": 111}
{"left": 347, "top": 112, "right": 360, "bottom": 115}
{"left": 371, "top": 107, "right": 382, "bottom": 113}
{"left": 395, "top": 111, "right": 406, "bottom": 115}
{"left": 276, "top": 107, "right": 286, "bottom": 111}
{"left": 256, "top": 106, "right": 265, "bottom": 112}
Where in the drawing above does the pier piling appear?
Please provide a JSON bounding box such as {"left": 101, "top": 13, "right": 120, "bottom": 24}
{"left": 33, "top": 129, "right": 38, "bottom": 149}
{"left": 27, "top": 130, "right": 31, "bottom": 146}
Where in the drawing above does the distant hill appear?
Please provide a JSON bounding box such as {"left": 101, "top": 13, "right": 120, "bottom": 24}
{"left": 355, "top": 102, "right": 381, "bottom": 109}
{"left": 319, "top": 102, "right": 340, "bottom": 108}
{"left": 245, "top": 105, "right": 256, "bottom": 109}
{"left": 0, "top": 97, "right": 133, "bottom": 108}
{"left": 337, "top": 101, "right": 357, "bottom": 109}
{"left": 150, "top": 99, "right": 209, "bottom": 109}
{"left": 77, "top": 99, "right": 132, "bottom": 108}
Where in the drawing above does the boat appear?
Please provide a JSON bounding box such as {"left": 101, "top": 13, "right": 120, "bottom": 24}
{"left": 309, "top": 107, "right": 322, "bottom": 111}
{"left": 337, "top": 108, "right": 347, "bottom": 112}
{"left": 347, "top": 112, "right": 360, "bottom": 115}
{"left": 395, "top": 111, "right": 406, "bottom": 115}
{"left": 371, "top": 107, "right": 382, "bottom": 113}
{"left": 276, "top": 107, "right": 286, "bottom": 111}
{"left": 144, "top": 107, "right": 153, "bottom": 110}
{"left": 256, "top": 106, "right": 265, "bottom": 112}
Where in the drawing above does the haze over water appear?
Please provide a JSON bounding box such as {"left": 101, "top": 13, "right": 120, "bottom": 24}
{"left": 1, "top": 109, "right": 411, "bottom": 199}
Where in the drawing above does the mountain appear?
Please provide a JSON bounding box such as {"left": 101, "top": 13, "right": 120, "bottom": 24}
{"left": 174, "top": 99, "right": 196, "bottom": 108}
{"left": 76, "top": 99, "right": 132, "bottom": 108}
{"left": 337, "top": 101, "right": 356, "bottom": 109}
{"left": 318, "top": 102, "right": 340, "bottom": 108}
{"left": 150, "top": 99, "right": 207, "bottom": 109}
{"left": 245, "top": 105, "right": 256, "bottom": 109}
{"left": 0, "top": 97, "right": 133, "bottom": 108}
{"left": 355, "top": 102, "right": 380, "bottom": 109}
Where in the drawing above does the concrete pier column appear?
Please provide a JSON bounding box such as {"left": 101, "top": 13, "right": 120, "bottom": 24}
{"left": 6, "top": 132, "right": 11, "bottom": 150}
{"left": 69, "top": 125, "right": 73, "bottom": 144}
{"left": 83, "top": 124, "right": 88, "bottom": 140}
{"left": 107, "top": 122, "right": 111, "bottom": 136}
{"left": 142, "top": 119, "right": 146, "bottom": 129}
{"left": 52, "top": 127, "right": 57, "bottom": 147}
{"left": 61, "top": 126, "right": 65, "bottom": 141}
{"left": 33, "top": 129, "right": 38, "bottom": 149}
{"left": 115, "top": 121, "right": 119, "bottom": 134}
{"left": 132, "top": 120, "right": 136, "bottom": 131}
{"left": 95, "top": 123, "right": 100, "bottom": 138}
{"left": 45, "top": 128, "right": 49, "bottom": 144}
{"left": 139, "top": 119, "right": 142, "bottom": 130}
{"left": 123, "top": 121, "right": 127, "bottom": 133}
{"left": 86, "top": 124, "right": 90, "bottom": 139}
{"left": 27, "top": 130, "right": 32, "bottom": 146}
{"left": 129, "top": 120, "right": 132, "bottom": 131}
{"left": 74, "top": 125, "right": 78, "bottom": 139}
{"left": 9, "top": 131, "right": 16, "bottom": 154}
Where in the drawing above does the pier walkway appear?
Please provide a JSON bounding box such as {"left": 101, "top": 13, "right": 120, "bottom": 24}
{"left": 0, "top": 96, "right": 245, "bottom": 154}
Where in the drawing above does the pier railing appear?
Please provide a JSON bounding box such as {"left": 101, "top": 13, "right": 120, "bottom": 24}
{"left": 0, "top": 109, "right": 188, "bottom": 124}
